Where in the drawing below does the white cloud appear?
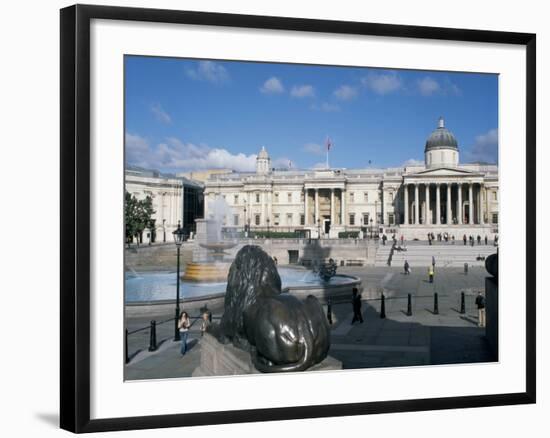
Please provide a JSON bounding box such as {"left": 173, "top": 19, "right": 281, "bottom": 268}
{"left": 402, "top": 158, "right": 425, "bottom": 167}
{"left": 312, "top": 162, "right": 328, "bottom": 169}
{"left": 186, "top": 61, "right": 229, "bottom": 83}
{"left": 361, "top": 72, "right": 402, "bottom": 95}
{"left": 290, "top": 84, "right": 315, "bottom": 98}
{"left": 151, "top": 103, "right": 171, "bottom": 124}
{"left": 125, "top": 133, "right": 258, "bottom": 172}
{"left": 417, "top": 77, "right": 441, "bottom": 96}
{"left": 260, "top": 77, "right": 285, "bottom": 94}
{"left": 310, "top": 102, "right": 341, "bottom": 112}
{"left": 333, "top": 85, "right": 358, "bottom": 101}
{"left": 465, "top": 128, "right": 498, "bottom": 163}
{"left": 303, "top": 143, "right": 324, "bottom": 156}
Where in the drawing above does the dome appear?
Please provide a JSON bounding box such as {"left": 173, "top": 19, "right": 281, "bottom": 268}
{"left": 257, "top": 146, "right": 269, "bottom": 159}
{"left": 424, "top": 117, "right": 458, "bottom": 152}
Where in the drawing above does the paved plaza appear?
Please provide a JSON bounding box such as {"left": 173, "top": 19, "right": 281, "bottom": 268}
{"left": 125, "top": 264, "right": 495, "bottom": 380}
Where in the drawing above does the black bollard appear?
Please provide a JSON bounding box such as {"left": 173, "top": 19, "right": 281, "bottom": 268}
{"left": 460, "top": 291, "right": 466, "bottom": 314}
{"left": 433, "top": 292, "right": 439, "bottom": 315}
{"left": 125, "top": 329, "right": 129, "bottom": 364}
{"left": 327, "top": 298, "right": 333, "bottom": 325}
{"left": 148, "top": 320, "right": 157, "bottom": 352}
{"left": 380, "top": 294, "right": 386, "bottom": 319}
{"left": 406, "top": 293, "right": 412, "bottom": 316}
{"left": 174, "top": 307, "right": 180, "bottom": 341}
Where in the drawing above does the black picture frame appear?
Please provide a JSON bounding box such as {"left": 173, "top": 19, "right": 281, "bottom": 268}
{"left": 60, "top": 4, "right": 536, "bottom": 433}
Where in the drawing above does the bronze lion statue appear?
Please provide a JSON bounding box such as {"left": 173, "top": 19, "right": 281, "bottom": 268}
{"left": 214, "top": 245, "right": 330, "bottom": 372}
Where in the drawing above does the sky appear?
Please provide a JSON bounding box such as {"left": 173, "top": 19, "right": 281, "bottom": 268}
{"left": 125, "top": 56, "right": 498, "bottom": 173}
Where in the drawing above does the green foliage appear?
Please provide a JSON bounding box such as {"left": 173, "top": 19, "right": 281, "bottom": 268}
{"left": 252, "top": 231, "right": 297, "bottom": 239}
{"left": 125, "top": 192, "right": 156, "bottom": 245}
{"left": 338, "top": 231, "right": 360, "bottom": 238}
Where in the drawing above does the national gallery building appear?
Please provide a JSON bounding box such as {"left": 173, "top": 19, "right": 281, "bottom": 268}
{"left": 204, "top": 118, "right": 499, "bottom": 239}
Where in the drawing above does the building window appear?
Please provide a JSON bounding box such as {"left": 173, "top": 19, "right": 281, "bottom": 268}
{"left": 363, "top": 213, "right": 369, "bottom": 225}
{"left": 363, "top": 192, "right": 368, "bottom": 203}
{"left": 287, "top": 192, "right": 292, "bottom": 203}
{"left": 493, "top": 191, "right": 498, "bottom": 201}
{"left": 349, "top": 213, "right": 355, "bottom": 225}
{"left": 287, "top": 213, "right": 293, "bottom": 225}
{"left": 388, "top": 213, "right": 395, "bottom": 225}
{"left": 377, "top": 212, "right": 382, "bottom": 224}
{"left": 256, "top": 193, "right": 260, "bottom": 203}
{"left": 389, "top": 191, "right": 394, "bottom": 201}
{"left": 300, "top": 192, "right": 305, "bottom": 202}
{"left": 274, "top": 192, "right": 279, "bottom": 203}
{"left": 274, "top": 213, "right": 280, "bottom": 226}
{"left": 233, "top": 215, "right": 239, "bottom": 226}
{"left": 300, "top": 214, "right": 305, "bottom": 225}
{"left": 492, "top": 213, "right": 498, "bottom": 224}
{"left": 234, "top": 195, "right": 239, "bottom": 205}
{"left": 255, "top": 214, "right": 261, "bottom": 225}
{"left": 350, "top": 192, "right": 355, "bottom": 203}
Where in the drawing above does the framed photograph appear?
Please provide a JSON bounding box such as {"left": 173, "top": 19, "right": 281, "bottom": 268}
{"left": 60, "top": 4, "right": 536, "bottom": 433}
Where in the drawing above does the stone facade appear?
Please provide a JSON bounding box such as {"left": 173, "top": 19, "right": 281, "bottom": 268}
{"left": 204, "top": 118, "right": 499, "bottom": 239}
{"left": 125, "top": 167, "right": 204, "bottom": 241}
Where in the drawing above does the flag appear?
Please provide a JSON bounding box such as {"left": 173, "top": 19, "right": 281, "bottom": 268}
{"left": 326, "top": 137, "right": 332, "bottom": 151}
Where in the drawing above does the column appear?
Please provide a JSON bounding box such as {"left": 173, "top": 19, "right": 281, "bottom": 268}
{"left": 468, "top": 183, "right": 474, "bottom": 224}
{"left": 304, "top": 189, "right": 309, "bottom": 225}
{"left": 414, "top": 184, "right": 419, "bottom": 225}
{"left": 436, "top": 183, "right": 441, "bottom": 225}
{"left": 330, "top": 189, "right": 335, "bottom": 224}
{"left": 403, "top": 184, "right": 409, "bottom": 225}
{"left": 314, "top": 189, "right": 319, "bottom": 225}
{"left": 446, "top": 184, "right": 452, "bottom": 224}
{"left": 457, "top": 183, "right": 463, "bottom": 224}
{"left": 341, "top": 190, "right": 346, "bottom": 226}
{"left": 262, "top": 191, "right": 267, "bottom": 226}
{"left": 479, "top": 184, "right": 485, "bottom": 224}
{"left": 425, "top": 184, "right": 431, "bottom": 225}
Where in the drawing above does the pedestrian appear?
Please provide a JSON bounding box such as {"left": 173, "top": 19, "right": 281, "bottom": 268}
{"left": 477, "top": 235, "right": 481, "bottom": 245}
{"left": 431, "top": 255, "right": 436, "bottom": 271}
{"left": 471, "top": 236, "right": 475, "bottom": 247}
{"left": 178, "top": 311, "right": 191, "bottom": 355}
{"left": 200, "top": 311, "right": 210, "bottom": 337}
{"left": 485, "top": 235, "right": 488, "bottom": 245}
{"left": 452, "top": 235, "right": 455, "bottom": 245}
{"left": 428, "top": 265, "right": 434, "bottom": 283}
{"left": 351, "top": 287, "right": 363, "bottom": 324}
{"left": 463, "top": 234, "right": 467, "bottom": 245}
{"left": 400, "top": 235, "right": 404, "bottom": 245}
{"left": 273, "top": 256, "right": 278, "bottom": 265}
{"left": 475, "top": 291, "right": 486, "bottom": 327}
{"left": 404, "top": 260, "right": 410, "bottom": 275}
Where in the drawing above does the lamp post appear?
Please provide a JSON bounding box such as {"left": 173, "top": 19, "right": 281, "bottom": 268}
{"left": 317, "top": 218, "right": 321, "bottom": 239}
{"left": 243, "top": 205, "right": 247, "bottom": 236}
{"left": 370, "top": 218, "right": 373, "bottom": 239}
{"left": 172, "top": 221, "right": 186, "bottom": 341}
{"left": 267, "top": 217, "right": 270, "bottom": 238}
{"left": 162, "top": 219, "right": 166, "bottom": 243}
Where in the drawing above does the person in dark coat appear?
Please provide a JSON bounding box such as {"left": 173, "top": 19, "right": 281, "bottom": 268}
{"left": 463, "top": 234, "right": 467, "bottom": 245}
{"left": 351, "top": 287, "right": 363, "bottom": 324}
{"left": 404, "top": 260, "right": 410, "bottom": 275}
{"left": 485, "top": 235, "right": 488, "bottom": 245}
{"left": 475, "top": 291, "right": 486, "bottom": 327}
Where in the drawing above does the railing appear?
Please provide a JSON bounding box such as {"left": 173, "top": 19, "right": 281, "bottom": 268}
{"left": 125, "top": 314, "right": 220, "bottom": 364}
{"left": 125, "top": 291, "right": 480, "bottom": 364}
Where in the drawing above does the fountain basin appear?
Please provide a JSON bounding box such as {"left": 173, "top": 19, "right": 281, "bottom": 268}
{"left": 125, "top": 267, "right": 361, "bottom": 304}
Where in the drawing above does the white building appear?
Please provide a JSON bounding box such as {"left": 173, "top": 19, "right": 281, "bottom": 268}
{"left": 125, "top": 167, "right": 204, "bottom": 242}
{"left": 204, "top": 118, "right": 499, "bottom": 239}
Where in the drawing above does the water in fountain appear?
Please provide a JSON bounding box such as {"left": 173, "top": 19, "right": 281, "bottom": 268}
{"left": 184, "top": 197, "right": 238, "bottom": 282}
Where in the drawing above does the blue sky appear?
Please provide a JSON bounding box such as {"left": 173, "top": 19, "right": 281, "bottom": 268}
{"left": 125, "top": 56, "right": 498, "bottom": 173}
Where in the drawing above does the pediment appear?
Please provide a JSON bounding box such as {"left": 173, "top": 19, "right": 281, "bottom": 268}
{"left": 409, "top": 167, "right": 477, "bottom": 177}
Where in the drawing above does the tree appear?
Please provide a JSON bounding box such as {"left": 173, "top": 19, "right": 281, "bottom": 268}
{"left": 125, "top": 192, "right": 156, "bottom": 247}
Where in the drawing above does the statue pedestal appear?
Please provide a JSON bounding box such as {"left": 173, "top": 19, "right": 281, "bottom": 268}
{"left": 193, "top": 332, "right": 343, "bottom": 377}
{"left": 485, "top": 276, "right": 498, "bottom": 358}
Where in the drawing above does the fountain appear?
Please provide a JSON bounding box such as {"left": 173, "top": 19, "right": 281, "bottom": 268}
{"left": 125, "top": 197, "right": 361, "bottom": 305}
